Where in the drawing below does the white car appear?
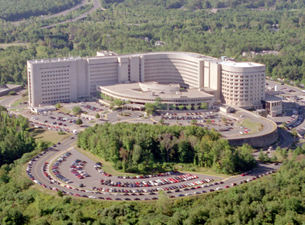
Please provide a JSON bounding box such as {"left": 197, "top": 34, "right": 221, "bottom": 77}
{"left": 89, "top": 196, "right": 96, "bottom": 199}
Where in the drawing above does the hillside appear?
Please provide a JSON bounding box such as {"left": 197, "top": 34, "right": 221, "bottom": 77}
{"left": 0, "top": 0, "right": 82, "bottom": 21}
{"left": 1, "top": 140, "right": 305, "bottom": 224}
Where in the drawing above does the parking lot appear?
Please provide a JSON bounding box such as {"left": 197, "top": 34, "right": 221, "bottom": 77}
{"left": 27, "top": 140, "right": 281, "bottom": 201}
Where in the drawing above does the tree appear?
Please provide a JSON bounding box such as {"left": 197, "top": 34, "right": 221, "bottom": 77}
{"left": 186, "top": 105, "right": 192, "bottom": 110}
{"left": 292, "top": 129, "right": 298, "bottom": 143}
{"left": 155, "top": 97, "right": 163, "bottom": 109}
{"left": 119, "top": 147, "right": 129, "bottom": 172}
{"left": 159, "top": 118, "right": 164, "bottom": 124}
{"left": 113, "top": 99, "right": 124, "bottom": 106}
{"left": 8, "top": 91, "right": 16, "bottom": 95}
{"left": 201, "top": 103, "right": 208, "bottom": 109}
{"left": 194, "top": 105, "right": 199, "bottom": 110}
{"left": 158, "top": 133, "right": 177, "bottom": 162}
{"left": 73, "top": 106, "right": 82, "bottom": 115}
{"left": 206, "top": 119, "right": 211, "bottom": 125}
{"left": 55, "top": 102, "right": 61, "bottom": 109}
{"left": 178, "top": 105, "right": 184, "bottom": 110}
{"left": 75, "top": 118, "right": 83, "bottom": 125}
{"left": 95, "top": 113, "right": 100, "bottom": 119}
{"left": 191, "top": 119, "right": 197, "bottom": 125}
{"left": 145, "top": 103, "right": 156, "bottom": 115}
{"left": 57, "top": 190, "right": 63, "bottom": 197}
{"left": 258, "top": 149, "right": 265, "bottom": 162}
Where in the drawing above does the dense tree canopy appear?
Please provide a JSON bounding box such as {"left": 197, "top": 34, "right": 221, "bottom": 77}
{"left": 1, "top": 142, "right": 305, "bottom": 224}
{"left": 0, "top": 109, "right": 35, "bottom": 166}
{"left": 77, "top": 123, "right": 256, "bottom": 174}
{"left": 0, "top": 0, "right": 82, "bottom": 21}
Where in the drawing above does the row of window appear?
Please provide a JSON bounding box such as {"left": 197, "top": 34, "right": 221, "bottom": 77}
{"left": 226, "top": 97, "right": 264, "bottom": 102}
{"left": 41, "top": 69, "right": 69, "bottom": 73}
{"left": 222, "top": 73, "right": 265, "bottom": 78}
{"left": 42, "top": 81, "right": 69, "bottom": 85}
{"left": 41, "top": 74, "right": 69, "bottom": 78}
{"left": 42, "top": 77, "right": 69, "bottom": 81}
{"left": 42, "top": 91, "right": 69, "bottom": 96}
{"left": 42, "top": 99, "right": 70, "bottom": 104}
{"left": 41, "top": 85, "right": 69, "bottom": 91}
{"left": 42, "top": 95, "right": 70, "bottom": 100}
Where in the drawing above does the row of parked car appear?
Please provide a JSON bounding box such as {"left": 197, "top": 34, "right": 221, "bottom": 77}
{"left": 52, "top": 152, "right": 73, "bottom": 183}
{"left": 70, "top": 159, "right": 89, "bottom": 179}
{"left": 100, "top": 173, "right": 199, "bottom": 188}
{"left": 288, "top": 114, "right": 303, "bottom": 130}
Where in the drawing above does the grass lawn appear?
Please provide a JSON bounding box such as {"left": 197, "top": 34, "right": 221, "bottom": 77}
{"left": 76, "top": 147, "right": 231, "bottom": 178}
{"left": 76, "top": 147, "right": 141, "bottom": 176}
{"left": 30, "top": 128, "right": 71, "bottom": 144}
{"left": 58, "top": 106, "right": 71, "bottom": 114}
{"left": 11, "top": 96, "right": 28, "bottom": 107}
{"left": 178, "top": 169, "right": 230, "bottom": 178}
{"left": 241, "top": 119, "right": 263, "bottom": 134}
{"left": 8, "top": 107, "right": 27, "bottom": 112}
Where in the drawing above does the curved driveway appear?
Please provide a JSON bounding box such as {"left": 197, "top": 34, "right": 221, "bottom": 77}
{"left": 40, "top": 0, "right": 103, "bottom": 29}
{"left": 29, "top": 136, "right": 281, "bottom": 201}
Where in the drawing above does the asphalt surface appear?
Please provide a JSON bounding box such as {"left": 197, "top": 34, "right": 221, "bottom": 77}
{"left": 40, "top": 0, "right": 88, "bottom": 20}
{"left": 28, "top": 136, "right": 281, "bottom": 201}
{"left": 40, "top": 0, "right": 103, "bottom": 29}
{"left": 0, "top": 92, "right": 25, "bottom": 107}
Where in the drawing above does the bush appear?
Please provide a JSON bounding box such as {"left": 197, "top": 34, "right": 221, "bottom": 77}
{"left": 75, "top": 118, "right": 83, "bottom": 125}
{"left": 58, "top": 131, "right": 66, "bottom": 135}
{"left": 8, "top": 91, "right": 16, "bottom": 95}
{"left": 57, "top": 190, "right": 63, "bottom": 197}
{"left": 73, "top": 106, "right": 82, "bottom": 115}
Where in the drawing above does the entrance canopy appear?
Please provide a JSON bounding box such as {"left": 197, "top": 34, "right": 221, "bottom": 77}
{"left": 123, "top": 104, "right": 145, "bottom": 110}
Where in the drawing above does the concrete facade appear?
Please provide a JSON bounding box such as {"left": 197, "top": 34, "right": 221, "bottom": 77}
{"left": 27, "top": 52, "right": 266, "bottom": 108}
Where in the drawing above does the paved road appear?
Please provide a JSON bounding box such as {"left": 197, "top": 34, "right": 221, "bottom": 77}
{"left": 225, "top": 107, "right": 277, "bottom": 141}
{"left": 29, "top": 136, "right": 281, "bottom": 201}
{"left": 0, "top": 91, "right": 24, "bottom": 108}
{"left": 41, "top": 0, "right": 88, "bottom": 20}
{"left": 40, "top": 0, "right": 103, "bottom": 29}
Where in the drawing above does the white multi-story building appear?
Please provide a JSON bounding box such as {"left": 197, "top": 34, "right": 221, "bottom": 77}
{"left": 27, "top": 51, "right": 266, "bottom": 109}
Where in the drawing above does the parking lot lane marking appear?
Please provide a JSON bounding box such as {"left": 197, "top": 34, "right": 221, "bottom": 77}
{"left": 66, "top": 145, "right": 76, "bottom": 152}
{"left": 150, "top": 118, "right": 157, "bottom": 123}
{"left": 222, "top": 175, "right": 239, "bottom": 182}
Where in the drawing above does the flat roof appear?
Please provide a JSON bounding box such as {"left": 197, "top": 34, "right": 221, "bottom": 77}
{"left": 220, "top": 61, "right": 264, "bottom": 67}
{"left": 99, "top": 82, "right": 214, "bottom": 100}
{"left": 28, "top": 51, "right": 221, "bottom": 64}
{"left": 265, "top": 94, "right": 282, "bottom": 102}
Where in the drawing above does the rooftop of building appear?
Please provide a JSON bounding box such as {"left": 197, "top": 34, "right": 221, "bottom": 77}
{"left": 220, "top": 61, "right": 265, "bottom": 67}
{"left": 265, "top": 94, "right": 282, "bottom": 102}
{"left": 99, "top": 82, "right": 214, "bottom": 100}
{"left": 28, "top": 51, "right": 222, "bottom": 64}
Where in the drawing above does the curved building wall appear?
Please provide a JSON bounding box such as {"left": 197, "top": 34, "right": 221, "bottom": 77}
{"left": 142, "top": 53, "right": 201, "bottom": 88}
{"left": 220, "top": 62, "right": 266, "bottom": 108}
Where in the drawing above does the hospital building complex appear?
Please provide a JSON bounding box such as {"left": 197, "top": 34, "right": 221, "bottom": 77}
{"left": 27, "top": 51, "right": 266, "bottom": 109}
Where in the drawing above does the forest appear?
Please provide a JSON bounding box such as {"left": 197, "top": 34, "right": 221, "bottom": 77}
{"left": 0, "top": 107, "right": 36, "bottom": 166}
{"left": 1, "top": 138, "right": 305, "bottom": 224}
{"left": 0, "top": 0, "right": 82, "bottom": 21}
{"left": 77, "top": 123, "right": 256, "bottom": 174}
{"left": 1, "top": 0, "right": 305, "bottom": 85}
